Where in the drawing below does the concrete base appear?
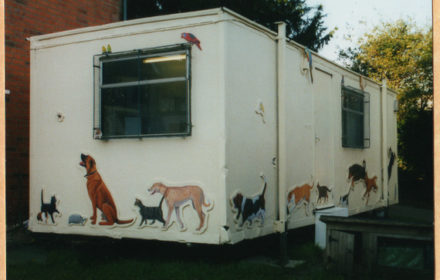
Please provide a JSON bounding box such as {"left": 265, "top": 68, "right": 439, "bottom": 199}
{"left": 315, "top": 207, "right": 349, "bottom": 249}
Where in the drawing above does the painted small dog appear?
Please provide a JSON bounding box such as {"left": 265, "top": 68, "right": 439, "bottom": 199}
{"left": 363, "top": 173, "right": 378, "bottom": 204}
{"left": 316, "top": 183, "right": 332, "bottom": 205}
{"left": 231, "top": 175, "right": 267, "bottom": 227}
{"left": 287, "top": 183, "right": 313, "bottom": 215}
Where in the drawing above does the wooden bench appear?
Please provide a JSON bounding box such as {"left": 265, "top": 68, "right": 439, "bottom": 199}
{"left": 320, "top": 215, "right": 433, "bottom": 275}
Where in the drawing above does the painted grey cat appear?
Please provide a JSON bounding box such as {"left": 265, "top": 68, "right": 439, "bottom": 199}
{"left": 68, "top": 214, "right": 87, "bottom": 225}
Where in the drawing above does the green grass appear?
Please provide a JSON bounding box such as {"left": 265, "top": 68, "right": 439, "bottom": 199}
{"left": 7, "top": 226, "right": 346, "bottom": 280}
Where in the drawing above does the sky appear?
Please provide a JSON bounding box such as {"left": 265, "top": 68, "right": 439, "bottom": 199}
{"left": 306, "top": 0, "right": 432, "bottom": 62}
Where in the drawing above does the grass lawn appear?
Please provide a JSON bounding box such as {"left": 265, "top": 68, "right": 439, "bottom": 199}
{"left": 7, "top": 222, "right": 432, "bottom": 280}
{"left": 7, "top": 226, "right": 346, "bottom": 280}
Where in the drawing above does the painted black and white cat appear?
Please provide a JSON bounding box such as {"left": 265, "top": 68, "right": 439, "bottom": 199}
{"left": 134, "top": 197, "right": 165, "bottom": 226}
{"left": 37, "top": 189, "right": 59, "bottom": 224}
{"left": 339, "top": 187, "right": 352, "bottom": 207}
{"left": 231, "top": 174, "right": 267, "bottom": 227}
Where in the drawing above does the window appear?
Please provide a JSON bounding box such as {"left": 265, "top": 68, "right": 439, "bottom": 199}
{"left": 93, "top": 44, "right": 191, "bottom": 139}
{"left": 341, "top": 86, "right": 370, "bottom": 148}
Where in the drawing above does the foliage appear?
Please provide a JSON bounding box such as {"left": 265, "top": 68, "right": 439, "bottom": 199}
{"left": 126, "top": 0, "right": 334, "bottom": 51}
{"left": 338, "top": 20, "right": 433, "bottom": 204}
{"left": 339, "top": 20, "right": 432, "bottom": 114}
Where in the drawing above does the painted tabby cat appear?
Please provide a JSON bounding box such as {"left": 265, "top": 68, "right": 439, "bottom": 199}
{"left": 134, "top": 197, "right": 165, "bottom": 226}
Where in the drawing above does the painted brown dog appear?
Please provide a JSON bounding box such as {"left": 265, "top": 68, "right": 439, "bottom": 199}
{"left": 287, "top": 183, "right": 313, "bottom": 215}
{"left": 80, "top": 154, "right": 133, "bottom": 226}
{"left": 362, "top": 173, "right": 378, "bottom": 205}
{"left": 148, "top": 182, "right": 211, "bottom": 231}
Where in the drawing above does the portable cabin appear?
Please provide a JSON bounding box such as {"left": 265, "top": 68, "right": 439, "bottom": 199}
{"left": 28, "top": 8, "right": 398, "bottom": 245}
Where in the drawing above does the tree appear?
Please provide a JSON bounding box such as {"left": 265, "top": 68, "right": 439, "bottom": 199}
{"left": 339, "top": 20, "right": 433, "bottom": 206}
{"left": 126, "top": 0, "right": 333, "bottom": 51}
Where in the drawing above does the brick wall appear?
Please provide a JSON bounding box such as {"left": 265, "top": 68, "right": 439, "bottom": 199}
{"left": 5, "top": 0, "right": 121, "bottom": 225}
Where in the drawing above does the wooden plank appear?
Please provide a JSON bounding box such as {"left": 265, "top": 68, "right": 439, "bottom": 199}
{"left": 327, "top": 230, "right": 355, "bottom": 275}
{"left": 321, "top": 216, "right": 433, "bottom": 240}
{"left": 362, "top": 233, "right": 377, "bottom": 272}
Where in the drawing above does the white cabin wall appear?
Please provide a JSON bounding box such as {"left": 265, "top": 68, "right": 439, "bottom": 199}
{"left": 283, "top": 46, "right": 316, "bottom": 228}
{"left": 283, "top": 45, "right": 389, "bottom": 229}
{"left": 223, "top": 20, "right": 277, "bottom": 243}
{"left": 29, "top": 18, "right": 227, "bottom": 244}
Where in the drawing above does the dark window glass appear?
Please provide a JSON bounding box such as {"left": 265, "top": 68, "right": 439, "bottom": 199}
{"left": 141, "top": 55, "right": 186, "bottom": 80}
{"left": 101, "top": 86, "right": 139, "bottom": 136}
{"left": 96, "top": 46, "right": 190, "bottom": 139}
{"left": 102, "top": 58, "right": 138, "bottom": 84}
{"left": 140, "top": 82, "right": 188, "bottom": 135}
{"left": 342, "top": 86, "right": 368, "bottom": 148}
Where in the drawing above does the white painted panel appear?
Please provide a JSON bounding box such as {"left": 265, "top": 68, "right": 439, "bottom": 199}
{"left": 223, "top": 20, "right": 277, "bottom": 243}
{"left": 29, "top": 19, "right": 226, "bottom": 244}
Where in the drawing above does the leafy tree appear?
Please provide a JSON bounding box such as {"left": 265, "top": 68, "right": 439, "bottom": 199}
{"left": 126, "top": 0, "right": 333, "bottom": 51}
{"left": 339, "top": 20, "right": 433, "bottom": 206}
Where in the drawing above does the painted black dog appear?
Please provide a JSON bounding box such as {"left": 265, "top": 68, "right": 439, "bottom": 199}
{"left": 348, "top": 160, "right": 366, "bottom": 189}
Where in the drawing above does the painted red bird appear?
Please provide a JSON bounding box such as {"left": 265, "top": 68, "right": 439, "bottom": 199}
{"left": 181, "top": 32, "right": 202, "bottom": 50}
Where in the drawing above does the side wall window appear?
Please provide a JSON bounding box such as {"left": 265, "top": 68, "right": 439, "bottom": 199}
{"left": 341, "top": 85, "right": 370, "bottom": 148}
{"left": 93, "top": 44, "right": 191, "bottom": 139}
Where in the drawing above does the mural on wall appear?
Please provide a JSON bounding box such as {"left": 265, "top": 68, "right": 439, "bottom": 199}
{"left": 301, "top": 47, "right": 313, "bottom": 83}
{"left": 388, "top": 147, "right": 396, "bottom": 182}
{"left": 230, "top": 174, "right": 267, "bottom": 228}
{"left": 134, "top": 197, "right": 166, "bottom": 227}
{"left": 101, "top": 44, "right": 112, "bottom": 54}
{"left": 37, "top": 189, "right": 60, "bottom": 224}
{"left": 287, "top": 182, "right": 314, "bottom": 216}
{"left": 148, "top": 182, "right": 212, "bottom": 232}
{"left": 339, "top": 187, "right": 352, "bottom": 207}
{"left": 68, "top": 214, "right": 87, "bottom": 226}
{"left": 181, "top": 32, "right": 202, "bottom": 50}
{"left": 79, "top": 154, "right": 134, "bottom": 226}
{"left": 344, "top": 160, "right": 381, "bottom": 206}
{"left": 362, "top": 174, "right": 378, "bottom": 204}
{"left": 316, "top": 183, "right": 332, "bottom": 205}
{"left": 348, "top": 160, "right": 367, "bottom": 189}
{"left": 255, "top": 100, "right": 266, "bottom": 124}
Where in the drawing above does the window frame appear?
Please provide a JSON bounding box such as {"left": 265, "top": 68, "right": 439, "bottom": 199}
{"left": 341, "top": 85, "right": 370, "bottom": 149}
{"left": 93, "top": 44, "right": 192, "bottom": 140}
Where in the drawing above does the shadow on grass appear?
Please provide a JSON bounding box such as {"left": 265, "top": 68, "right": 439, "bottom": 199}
{"left": 7, "top": 226, "right": 345, "bottom": 280}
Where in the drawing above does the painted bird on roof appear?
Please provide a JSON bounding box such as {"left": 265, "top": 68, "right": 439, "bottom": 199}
{"left": 101, "top": 44, "right": 112, "bottom": 54}
{"left": 181, "top": 32, "right": 202, "bottom": 50}
{"left": 304, "top": 47, "right": 313, "bottom": 83}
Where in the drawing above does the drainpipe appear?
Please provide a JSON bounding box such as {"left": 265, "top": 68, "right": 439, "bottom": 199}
{"left": 276, "top": 21, "right": 288, "bottom": 265}
{"left": 276, "top": 22, "right": 287, "bottom": 229}
{"left": 123, "top": 0, "right": 127, "bottom": 21}
{"left": 381, "top": 79, "right": 389, "bottom": 206}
